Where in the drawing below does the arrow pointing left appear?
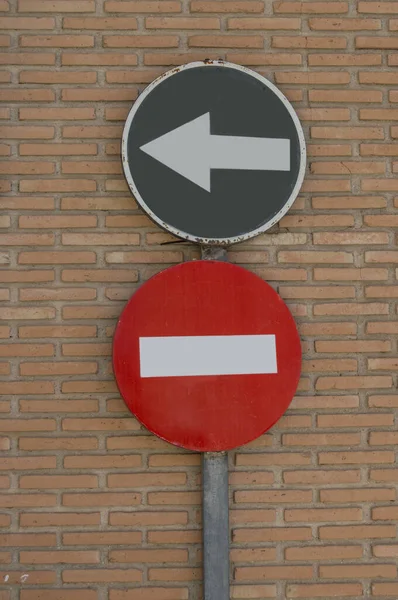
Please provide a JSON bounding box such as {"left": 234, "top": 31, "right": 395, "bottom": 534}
{"left": 140, "top": 112, "right": 290, "bottom": 192}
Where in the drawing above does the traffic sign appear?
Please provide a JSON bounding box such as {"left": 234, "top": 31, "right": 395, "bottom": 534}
{"left": 113, "top": 260, "right": 302, "bottom": 452}
{"left": 122, "top": 60, "right": 306, "bottom": 245}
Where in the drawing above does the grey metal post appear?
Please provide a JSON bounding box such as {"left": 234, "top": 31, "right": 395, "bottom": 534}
{"left": 201, "top": 245, "right": 230, "bottom": 600}
{"left": 202, "top": 452, "right": 229, "bottom": 600}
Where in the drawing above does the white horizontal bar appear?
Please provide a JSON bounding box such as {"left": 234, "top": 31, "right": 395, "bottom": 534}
{"left": 139, "top": 335, "right": 277, "bottom": 378}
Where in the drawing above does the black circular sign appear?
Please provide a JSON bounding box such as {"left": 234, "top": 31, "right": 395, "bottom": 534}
{"left": 122, "top": 61, "right": 306, "bottom": 245}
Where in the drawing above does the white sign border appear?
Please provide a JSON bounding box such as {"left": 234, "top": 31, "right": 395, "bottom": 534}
{"left": 121, "top": 60, "right": 307, "bottom": 246}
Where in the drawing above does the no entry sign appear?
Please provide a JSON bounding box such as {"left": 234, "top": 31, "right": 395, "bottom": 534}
{"left": 113, "top": 261, "right": 302, "bottom": 452}
{"left": 122, "top": 61, "right": 306, "bottom": 245}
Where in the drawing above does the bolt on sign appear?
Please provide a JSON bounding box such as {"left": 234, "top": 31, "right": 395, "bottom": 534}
{"left": 115, "top": 61, "right": 306, "bottom": 600}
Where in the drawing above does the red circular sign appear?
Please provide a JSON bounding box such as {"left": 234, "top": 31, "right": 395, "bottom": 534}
{"left": 113, "top": 261, "right": 301, "bottom": 452}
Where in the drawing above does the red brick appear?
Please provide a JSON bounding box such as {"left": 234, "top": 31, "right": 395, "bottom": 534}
{"left": 236, "top": 565, "right": 313, "bottom": 581}
{"left": 273, "top": 35, "right": 347, "bottom": 49}
{"left": 148, "top": 530, "right": 201, "bottom": 543}
{"left": 311, "top": 126, "right": 383, "bottom": 139}
{"left": 149, "top": 567, "right": 202, "bottom": 581}
{"left": 0, "top": 457, "right": 55, "bottom": 470}
{"left": 0, "top": 343, "right": 54, "bottom": 357}
{"left": 109, "top": 511, "right": 187, "bottom": 526}
{"left": 372, "top": 583, "right": 398, "bottom": 596}
{"left": 320, "top": 564, "right": 396, "bottom": 578}
{"left": 274, "top": 2, "right": 348, "bottom": 13}
{"left": 235, "top": 490, "right": 312, "bottom": 503}
{"left": 228, "top": 17, "right": 300, "bottom": 29}
{"left": 20, "top": 180, "right": 96, "bottom": 193}
{"left": 19, "top": 0, "right": 95, "bottom": 10}
{"left": 321, "top": 488, "right": 395, "bottom": 503}
{"left": 104, "top": 35, "right": 179, "bottom": 48}
{"left": 0, "top": 532, "right": 55, "bottom": 547}
{"left": 20, "top": 551, "right": 99, "bottom": 564}
{"left": 61, "top": 418, "right": 139, "bottom": 431}
{"left": 0, "top": 126, "right": 54, "bottom": 139}
{"left": 286, "top": 583, "right": 362, "bottom": 597}
{"left": 362, "top": 178, "right": 398, "bottom": 191}
{"left": 62, "top": 89, "right": 137, "bottom": 102}
{"left": 20, "top": 474, "right": 98, "bottom": 490}
{"left": 373, "top": 546, "right": 398, "bottom": 558}
{"left": 283, "top": 469, "right": 360, "bottom": 484}
{"left": 19, "top": 438, "right": 98, "bottom": 451}
{"left": 318, "top": 413, "right": 393, "bottom": 427}
{"left": 279, "top": 74, "right": 350, "bottom": 86}
{"left": 21, "top": 593, "right": 97, "bottom": 600}
{"left": 319, "top": 451, "right": 395, "bottom": 464}
{"left": 319, "top": 525, "right": 395, "bottom": 540}
{"left": 372, "top": 506, "right": 398, "bottom": 520}
{"left": 0, "top": 89, "right": 54, "bottom": 102}
{"left": 63, "top": 17, "right": 138, "bottom": 29}
{"left": 108, "top": 473, "right": 186, "bottom": 487}
{"left": 360, "top": 72, "right": 398, "bottom": 84}
{"left": 18, "top": 251, "right": 96, "bottom": 265}
{"left": 62, "top": 53, "right": 137, "bottom": 66}
{"left": 285, "top": 508, "right": 362, "bottom": 523}
{"left": 370, "top": 431, "right": 398, "bottom": 445}
{"left": 19, "top": 399, "right": 98, "bottom": 413}
{"left": 110, "top": 549, "right": 188, "bottom": 563}
{"left": 63, "top": 532, "right": 141, "bottom": 545}
{"left": 0, "top": 572, "right": 55, "bottom": 584}
{"left": 361, "top": 108, "right": 398, "bottom": 120}
{"left": 20, "top": 512, "right": 95, "bottom": 528}
{"left": 226, "top": 52, "right": 302, "bottom": 65}
{"left": 358, "top": 2, "right": 398, "bottom": 12}
{"left": 148, "top": 492, "right": 201, "bottom": 506}
{"left": 237, "top": 452, "right": 311, "bottom": 466}
{"left": 231, "top": 587, "right": 277, "bottom": 599}
{"left": 283, "top": 433, "right": 360, "bottom": 446}
{"left": 369, "top": 395, "right": 398, "bottom": 407}
{"left": 309, "top": 17, "right": 381, "bottom": 30}
{"left": 0, "top": 16, "right": 55, "bottom": 28}
{"left": 188, "top": 35, "right": 263, "bottom": 48}
{"left": 63, "top": 569, "right": 142, "bottom": 582}
{"left": 19, "top": 71, "right": 97, "bottom": 84}
{"left": 110, "top": 589, "right": 188, "bottom": 600}
{"left": 310, "top": 89, "right": 382, "bottom": 103}
{"left": 316, "top": 340, "right": 390, "bottom": 352}
{"left": 20, "top": 35, "right": 94, "bottom": 47}
{"left": 61, "top": 197, "right": 135, "bottom": 210}
{"left": 19, "top": 325, "right": 96, "bottom": 338}
{"left": 0, "top": 495, "right": 56, "bottom": 508}
{"left": 0, "top": 382, "right": 55, "bottom": 395}
{"left": 1, "top": 52, "right": 55, "bottom": 65}
{"left": 231, "top": 547, "right": 276, "bottom": 561}
{"left": 104, "top": 1, "right": 181, "bottom": 12}
{"left": 357, "top": 36, "right": 398, "bottom": 49}
{"left": 192, "top": 1, "right": 264, "bottom": 12}
{"left": 146, "top": 16, "right": 220, "bottom": 28}
{"left": 286, "top": 545, "right": 362, "bottom": 561}
{"left": 62, "top": 493, "right": 141, "bottom": 507}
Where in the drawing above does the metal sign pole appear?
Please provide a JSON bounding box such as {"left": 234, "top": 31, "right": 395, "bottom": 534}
{"left": 201, "top": 246, "right": 230, "bottom": 600}
{"left": 202, "top": 452, "right": 229, "bottom": 600}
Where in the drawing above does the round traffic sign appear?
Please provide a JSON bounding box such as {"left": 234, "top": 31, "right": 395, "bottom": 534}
{"left": 122, "top": 61, "right": 306, "bottom": 245}
{"left": 113, "top": 261, "right": 302, "bottom": 452}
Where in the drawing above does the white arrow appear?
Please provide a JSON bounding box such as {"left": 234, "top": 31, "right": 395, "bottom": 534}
{"left": 139, "top": 112, "right": 290, "bottom": 192}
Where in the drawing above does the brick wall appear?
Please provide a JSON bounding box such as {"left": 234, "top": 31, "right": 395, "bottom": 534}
{"left": 1, "top": 0, "right": 398, "bottom": 599}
